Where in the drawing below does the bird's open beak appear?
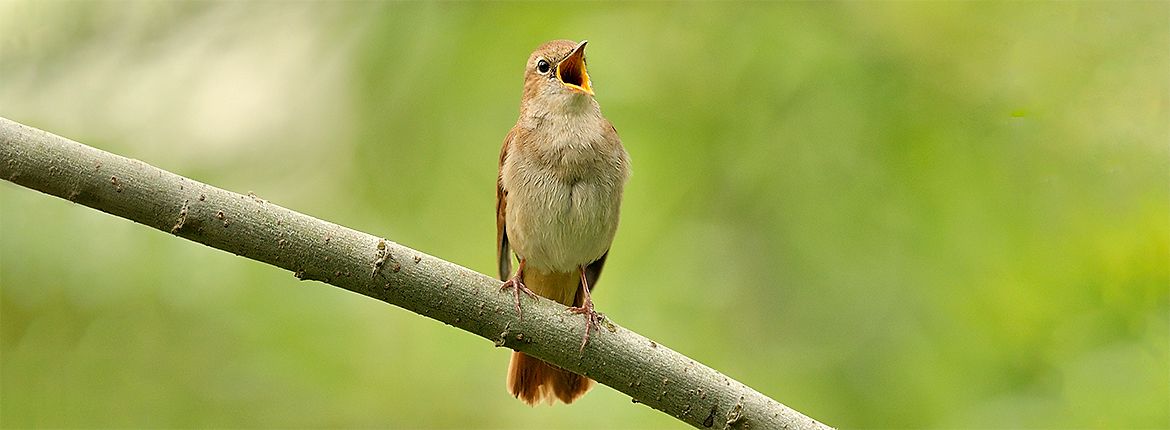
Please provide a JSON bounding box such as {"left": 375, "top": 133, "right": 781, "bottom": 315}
{"left": 557, "top": 40, "right": 593, "bottom": 96}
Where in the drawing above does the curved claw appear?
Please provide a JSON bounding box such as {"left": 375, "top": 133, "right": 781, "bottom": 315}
{"left": 500, "top": 259, "right": 537, "bottom": 320}
{"left": 567, "top": 303, "right": 601, "bottom": 353}
{"left": 568, "top": 266, "right": 602, "bottom": 353}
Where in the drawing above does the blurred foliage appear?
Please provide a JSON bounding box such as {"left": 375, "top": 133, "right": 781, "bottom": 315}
{"left": 1, "top": 1, "right": 1167, "bottom": 428}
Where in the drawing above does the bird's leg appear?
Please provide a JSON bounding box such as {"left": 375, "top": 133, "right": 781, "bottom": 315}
{"left": 567, "top": 267, "right": 602, "bottom": 352}
{"left": 500, "top": 258, "right": 538, "bottom": 319}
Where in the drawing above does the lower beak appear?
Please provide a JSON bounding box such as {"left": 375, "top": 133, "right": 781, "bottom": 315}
{"left": 557, "top": 40, "right": 593, "bottom": 96}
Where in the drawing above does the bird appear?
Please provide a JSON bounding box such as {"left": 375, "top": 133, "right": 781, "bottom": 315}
{"left": 496, "top": 39, "right": 631, "bottom": 405}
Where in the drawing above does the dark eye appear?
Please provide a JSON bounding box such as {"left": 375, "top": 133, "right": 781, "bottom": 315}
{"left": 536, "top": 59, "right": 550, "bottom": 74}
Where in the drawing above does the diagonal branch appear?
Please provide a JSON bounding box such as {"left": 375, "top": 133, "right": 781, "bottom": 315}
{"left": 0, "top": 116, "right": 833, "bottom": 430}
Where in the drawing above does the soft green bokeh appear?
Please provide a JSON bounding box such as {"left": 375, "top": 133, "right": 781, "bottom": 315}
{"left": 2, "top": 2, "right": 1166, "bottom": 428}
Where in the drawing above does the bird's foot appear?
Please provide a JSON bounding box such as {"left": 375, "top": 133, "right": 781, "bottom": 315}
{"left": 500, "top": 273, "right": 538, "bottom": 320}
{"left": 567, "top": 298, "right": 601, "bottom": 353}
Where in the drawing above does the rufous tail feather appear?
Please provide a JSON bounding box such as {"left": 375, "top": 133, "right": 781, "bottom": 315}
{"left": 504, "top": 267, "right": 595, "bottom": 405}
{"left": 507, "top": 351, "right": 594, "bottom": 405}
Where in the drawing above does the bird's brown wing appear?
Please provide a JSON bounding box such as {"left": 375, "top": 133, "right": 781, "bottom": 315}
{"left": 497, "top": 127, "right": 517, "bottom": 281}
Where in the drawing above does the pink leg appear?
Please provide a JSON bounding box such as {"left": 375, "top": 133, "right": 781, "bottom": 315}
{"left": 567, "top": 267, "right": 602, "bottom": 352}
{"left": 500, "top": 258, "right": 538, "bottom": 319}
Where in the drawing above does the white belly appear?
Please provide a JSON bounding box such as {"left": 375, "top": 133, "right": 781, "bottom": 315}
{"left": 504, "top": 170, "right": 621, "bottom": 273}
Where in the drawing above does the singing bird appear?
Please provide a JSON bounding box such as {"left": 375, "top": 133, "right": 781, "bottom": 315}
{"left": 496, "top": 39, "right": 631, "bottom": 405}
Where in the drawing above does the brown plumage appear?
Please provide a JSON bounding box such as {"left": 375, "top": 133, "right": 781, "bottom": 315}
{"left": 497, "top": 39, "right": 630, "bottom": 405}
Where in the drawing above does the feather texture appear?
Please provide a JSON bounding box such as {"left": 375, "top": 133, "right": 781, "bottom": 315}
{"left": 497, "top": 39, "right": 629, "bottom": 406}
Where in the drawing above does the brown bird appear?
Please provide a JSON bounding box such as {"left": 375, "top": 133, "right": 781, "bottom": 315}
{"left": 496, "top": 39, "right": 631, "bottom": 405}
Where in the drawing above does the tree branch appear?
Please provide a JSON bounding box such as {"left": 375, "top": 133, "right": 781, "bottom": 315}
{"left": 0, "top": 116, "right": 832, "bottom": 430}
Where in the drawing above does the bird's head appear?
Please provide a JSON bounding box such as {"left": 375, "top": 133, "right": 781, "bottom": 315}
{"left": 520, "top": 40, "right": 596, "bottom": 114}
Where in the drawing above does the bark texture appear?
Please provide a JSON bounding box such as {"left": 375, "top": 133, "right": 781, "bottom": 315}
{"left": 0, "top": 116, "right": 833, "bottom": 430}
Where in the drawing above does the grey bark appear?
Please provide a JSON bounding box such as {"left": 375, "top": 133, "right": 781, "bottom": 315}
{"left": 0, "top": 116, "right": 833, "bottom": 430}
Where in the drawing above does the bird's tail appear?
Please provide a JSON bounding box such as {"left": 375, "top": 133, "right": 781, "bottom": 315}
{"left": 505, "top": 268, "right": 595, "bottom": 405}
{"left": 507, "top": 351, "right": 594, "bottom": 405}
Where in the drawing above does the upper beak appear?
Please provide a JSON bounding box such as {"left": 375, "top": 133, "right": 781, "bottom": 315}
{"left": 556, "top": 40, "right": 593, "bottom": 96}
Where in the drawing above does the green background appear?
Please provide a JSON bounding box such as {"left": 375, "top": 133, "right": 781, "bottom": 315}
{"left": 2, "top": 2, "right": 1167, "bottom": 428}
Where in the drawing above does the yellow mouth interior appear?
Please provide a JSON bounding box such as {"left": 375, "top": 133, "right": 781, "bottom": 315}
{"left": 557, "top": 51, "right": 593, "bottom": 95}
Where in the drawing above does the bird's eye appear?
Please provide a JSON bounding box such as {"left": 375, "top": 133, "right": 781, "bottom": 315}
{"left": 536, "top": 59, "right": 551, "bottom": 74}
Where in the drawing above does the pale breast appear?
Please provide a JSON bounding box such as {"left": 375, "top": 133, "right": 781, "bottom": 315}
{"left": 502, "top": 126, "right": 628, "bottom": 273}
